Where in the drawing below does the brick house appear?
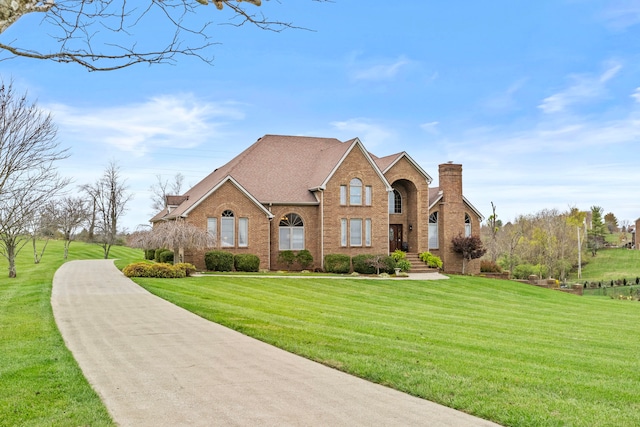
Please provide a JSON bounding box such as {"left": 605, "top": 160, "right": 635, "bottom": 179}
{"left": 150, "top": 135, "right": 483, "bottom": 274}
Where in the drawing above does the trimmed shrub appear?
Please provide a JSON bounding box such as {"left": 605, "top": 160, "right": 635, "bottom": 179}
{"left": 151, "top": 263, "right": 184, "bottom": 278}
{"left": 324, "top": 254, "right": 351, "bottom": 274}
{"left": 419, "top": 251, "right": 443, "bottom": 269}
{"left": 123, "top": 262, "right": 153, "bottom": 277}
{"left": 174, "top": 262, "right": 197, "bottom": 277}
{"left": 352, "top": 254, "right": 377, "bottom": 274}
{"left": 396, "top": 259, "right": 412, "bottom": 272}
{"left": 123, "top": 262, "right": 188, "bottom": 278}
{"left": 296, "top": 249, "right": 314, "bottom": 270}
{"left": 480, "top": 260, "right": 502, "bottom": 273}
{"left": 154, "top": 248, "right": 167, "bottom": 261}
{"left": 157, "top": 250, "right": 174, "bottom": 264}
{"left": 277, "top": 250, "right": 296, "bottom": 269}
{"left": 234, "top": 254, "right": 260, "bottom": 272}
{"left": 204, "top": 250, "right": 234, "bottom": 272}
{"left": 144, "top": 249, "right": 156, "bottom": 260}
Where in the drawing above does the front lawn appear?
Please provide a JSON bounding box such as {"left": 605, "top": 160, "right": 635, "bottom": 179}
{"left": 135, "top": 274, "right": 640, "bottom": 427}
{"left": 0, "top": 241, "right": 142, "bottom": 427}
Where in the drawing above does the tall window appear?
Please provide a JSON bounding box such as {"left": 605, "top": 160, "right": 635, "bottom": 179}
{"left": 221, "top": 210, "right": 235, "bottom": 247}
{"left": 207, "top": 217, "right": 217, "bottom": 241}
{"left": 279, "top": 213, "right": 304, "bottom": 250}
{"left": 389, "top": 189, "right": 401, "bottom": 214}
{"left": 365, "top": 219, "right": 372, "bottom": 246}
{"left": 428, "top": 212, "right": 439, "bottom": 249}
{"left": 350, "top": 178, "right": 362, "bottom": 205}
{"left": 239, "top": 217, "right": 249, "bottom": 247}
{"left": 465, "top": 213, "right": 472, "bottom": 237}
{"left": 350, "top": 218, "right": 363, "bottom": 246}
{"left": 340, "top": 185, "right": 347, "bottom": 205}
{"left": 365, "top": 186, "right": 372, "bottom": 206}
{"left": 340, "top": 219, "right": 347, "bottom": 247}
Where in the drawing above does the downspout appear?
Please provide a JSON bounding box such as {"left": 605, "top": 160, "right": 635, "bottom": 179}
{"left": 268, "top": 203, "right": 272, "bottom": 271}
{"left": 320, "top": 190, "right": 325, "bottom": 270}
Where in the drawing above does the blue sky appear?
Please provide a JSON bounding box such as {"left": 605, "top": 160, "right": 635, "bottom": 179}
{"left": 3, "top": 1, "right": 640, "bottom": 230}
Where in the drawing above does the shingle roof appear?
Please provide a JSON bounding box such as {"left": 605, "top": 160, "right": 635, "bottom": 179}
{"left": 155, "top": 135, "right": 357, "bottom": 221}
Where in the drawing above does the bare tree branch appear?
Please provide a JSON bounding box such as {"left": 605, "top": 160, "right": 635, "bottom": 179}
{"left": 0, "top": 0, "right": 331, "bottom": 71}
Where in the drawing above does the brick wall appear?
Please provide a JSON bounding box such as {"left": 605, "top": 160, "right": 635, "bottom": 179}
{"left": 183, "top": 180, "right": 271, "bottom": 270}
{"left": 321, "top": 145, "right": 390, "bottom": 263}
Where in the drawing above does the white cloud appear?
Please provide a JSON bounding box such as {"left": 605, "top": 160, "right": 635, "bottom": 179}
{"left": 330, "top": 118, "right": 394, "bottom": 148}
{"left": 48, "top": 94, "right": 245, "bottom": 156}
{"left": 631, "top": 87, "right": 640, "bottom": 103}
{"left": 348, "top": 54, "right": 411, "bottom": 82}
{"left": 420, "top": 121, "right": 440, "bottom": 134}
{"left": 538, "top": 61, "right": 622, "bottom": 114}
{"left": 602, "top": 2, "right": 640, "bottom": 30}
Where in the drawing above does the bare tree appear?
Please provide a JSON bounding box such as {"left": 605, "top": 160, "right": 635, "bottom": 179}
{"left": 81, "top": 161, "right": 132, "bottom": 258}
{"left": 150, "top": 173, "right": 185, "bottom": 212}
{"left": 0, "top": 1, "right": 329, "bottom": 71}
{"left": 0, "top": 81, "right": 69, "bottom": 277}
{"left": 45, "top": 196, "right": 89, "bottom": 259}
{"left": 128, "top": 220, "right": 214, "bottom": 263}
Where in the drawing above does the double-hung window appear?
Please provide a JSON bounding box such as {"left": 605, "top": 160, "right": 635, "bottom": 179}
{"left": 279, "top": 213, "right": 304, "bottom": 250}
{"left": 221, "top": 210, "right": 235, "bottom": 247}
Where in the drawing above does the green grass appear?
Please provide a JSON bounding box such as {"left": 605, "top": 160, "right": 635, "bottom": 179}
{"left": 0, "top": 240, "right": 143, "bottom": 427}
{"left": 573, "top": 248, "right": 640, "bottom": 283}
{"left": 134, "top": 274, "right": 640, "bottom": 427}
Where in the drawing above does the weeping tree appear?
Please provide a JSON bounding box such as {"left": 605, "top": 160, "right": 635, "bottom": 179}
{"left": 0, "top": 81, "right": 70, "bottom": 277}
{"left": 0, "top": 0, "right": 329, "bottom": 71}
{"left": 129, "top": 220, "right": 215, "bottom": 264}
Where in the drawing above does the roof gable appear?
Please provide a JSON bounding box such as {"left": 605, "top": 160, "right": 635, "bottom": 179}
{"left": 376, "top": 152, "right": 433, "bottom": 184}
{"left": 316, "top": 138, "right": 392, "bottom": 191}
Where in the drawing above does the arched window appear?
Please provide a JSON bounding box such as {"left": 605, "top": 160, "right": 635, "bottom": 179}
{"left": 350, "top": 178, "right": 362, "bottom": 205}
{"left": 465, "top": 213, "right": 472, "bottom": 237}
{"left": 388, "top": 189, "right": 402, "bottom": 214}
{"left": 279, "top": 213, "right": 304, "bottom": 250}
{"left": 428, "top": 212, "right": 439, "bottom": 249}
{"left": 221, "top": 210, "right": 235, "bottom": 247}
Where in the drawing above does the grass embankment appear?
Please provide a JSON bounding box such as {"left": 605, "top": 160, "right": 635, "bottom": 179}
{"left": 572, "top": 248, "right": 640, "bottom": 297}
{"left": 135, "top": 274, "right": 640, "bottom": 427}
{"left": 0, "top": 241, "right": 142, "bottom": 427}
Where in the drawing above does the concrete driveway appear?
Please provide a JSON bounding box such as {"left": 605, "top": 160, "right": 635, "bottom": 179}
{"left": 52, "top": 259, "right": 500, "bottom": 427}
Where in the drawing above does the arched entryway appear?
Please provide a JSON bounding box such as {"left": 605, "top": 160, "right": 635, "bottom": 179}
{"left": 388, "top": 179, "right": 418, "bottom": 253}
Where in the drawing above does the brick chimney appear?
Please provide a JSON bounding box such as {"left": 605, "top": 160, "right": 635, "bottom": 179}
{"left": 438, "top": 162, "right": 465, "bottom": 273}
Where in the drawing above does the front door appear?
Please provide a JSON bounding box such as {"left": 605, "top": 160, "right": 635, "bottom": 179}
{"left": 389, "top": 224, "right": 403, "bottom": 252}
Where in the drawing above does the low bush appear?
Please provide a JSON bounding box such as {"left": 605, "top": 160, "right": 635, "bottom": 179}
{"left": 204, "top": 250, "right": 234, "bottom": 271}
{"left": 144, "top": 249, "right": 156, "bottom": 260}
{"left": 512, "top": 263, "right": 548, "bottom": 280}
{"left": 324, "top": 254, "right": 351, "bottom": 274}
{"left": 157, "top": 250, "right": 174, "bottom": 264}
{"left": 234, "top": 254, "right": 260, "bottom": 272}
{"left": 480, "top": 260, "right": 502, "bottom": 273}
{"left": 391, "top": 249, "right": 406, "bottom": 261}
{"left": 122, "top": 262, "right": 153, "bottom": 277}
{"left": 123, "top": 262, "right": 190, "bottom": 278}
{"left": 174, "top": 262, "right": 197, "bottom": 277}
{"left": 296, "top": 249, "right": 314, "bottom": 270}
{"left": 396, "top": 259, "right": 412, "bottom": 272}
{"left": 154, "top": 248, "right": 167, "bottom": 261}
{"left": 352, "top": 254, "right": 377, "bottom": 274}
{"left": 419, "top": 251, "right": 443, "bottom": 269}
{"left": 277, "top": 250, "right": 296, "bottom": 269}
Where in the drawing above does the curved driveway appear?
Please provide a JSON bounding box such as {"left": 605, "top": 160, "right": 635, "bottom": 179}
{"left": 52, "top": 259, "right": 499, "bottom": 427}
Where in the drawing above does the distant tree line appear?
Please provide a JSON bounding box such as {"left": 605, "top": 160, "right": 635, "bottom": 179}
{"left": 481, "top": 204, "right": 625, "bottom": 281}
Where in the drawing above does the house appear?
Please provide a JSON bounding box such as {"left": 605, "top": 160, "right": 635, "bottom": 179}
{"left": 150, "top": 134, "right": 484, "bottom": 274}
